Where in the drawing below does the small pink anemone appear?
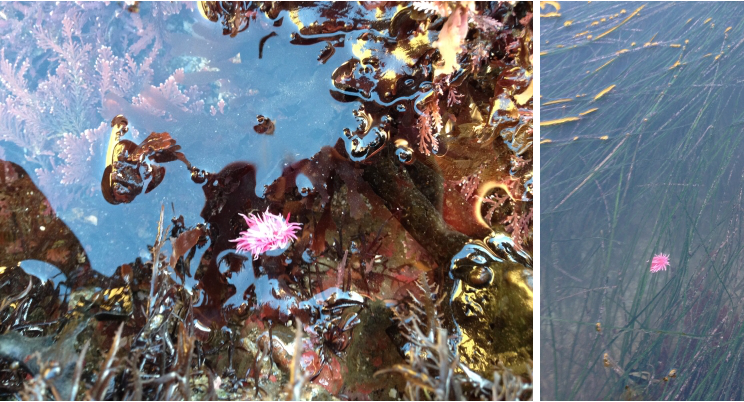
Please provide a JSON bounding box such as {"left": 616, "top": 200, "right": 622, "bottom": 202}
{"left": 650, "top": 253, "right": 670, "bottom": 273}
{"left": 230, "top": 208, "right": 302, "bottom": 259}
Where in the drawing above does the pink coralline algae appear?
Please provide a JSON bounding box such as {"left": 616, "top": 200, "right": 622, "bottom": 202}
{"left": 230, "top": 208, "right": 302, "bottom": 259}
{"left": 0, "top": 2, "right": 201, "bottom": 209}
{"left": 650, "top": 253, "right": 670, "bottom": 273}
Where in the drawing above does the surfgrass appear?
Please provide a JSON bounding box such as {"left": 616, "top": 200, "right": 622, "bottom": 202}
{"left": 541, "top": 2, "right": 744, "bottom": 400}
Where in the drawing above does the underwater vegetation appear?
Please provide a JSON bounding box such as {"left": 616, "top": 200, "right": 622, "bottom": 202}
{"left": 542, "top": 1, "right": 744, "bottom": 400}
{"left": 0, "top": 1, "right": 531, "bottom": 400}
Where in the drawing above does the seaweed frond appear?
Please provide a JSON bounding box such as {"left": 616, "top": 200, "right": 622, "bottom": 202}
{"left": 376, "top": 275, "right": 455, "bottom": 400}
{"left": 378, "top": 274, "right": 533, "bottom": 401}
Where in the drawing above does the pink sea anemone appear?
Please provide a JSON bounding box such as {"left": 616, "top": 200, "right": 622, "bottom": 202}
{"left": 650, "top": 253, "right": 670, "bottom": 273}
{"left": 230, "top": 208, "right": 302, "bottom": 259}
